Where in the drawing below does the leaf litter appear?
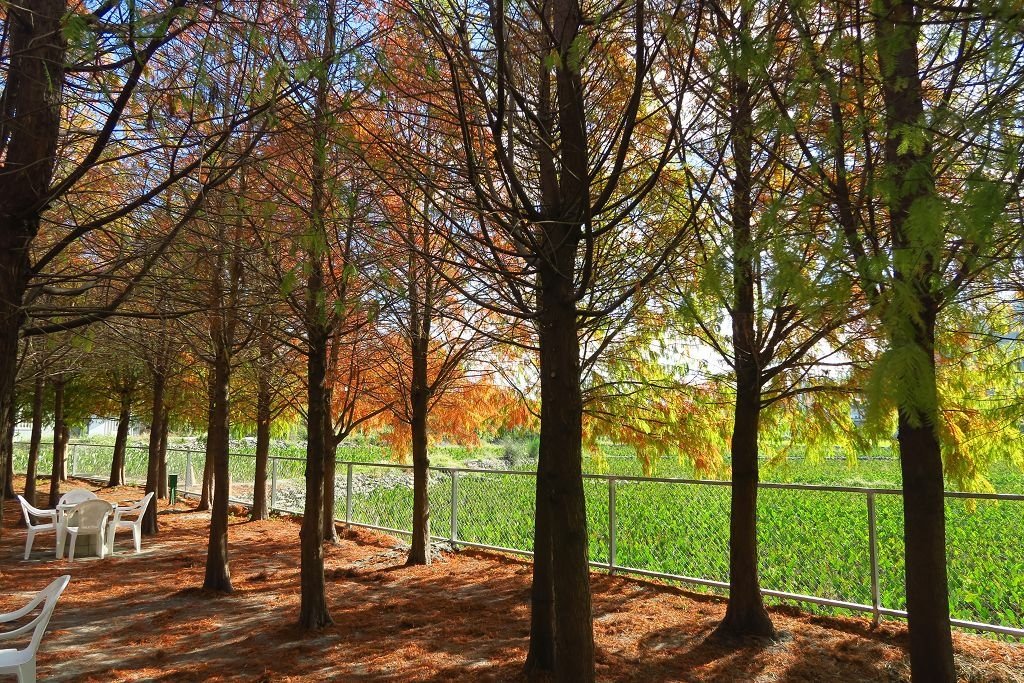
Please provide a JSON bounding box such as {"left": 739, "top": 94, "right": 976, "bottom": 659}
{"left": 1, "top": 476, "right": 1021, "bottom": 682}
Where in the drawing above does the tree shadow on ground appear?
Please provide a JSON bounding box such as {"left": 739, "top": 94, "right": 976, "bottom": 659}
{"left": 1, "top": 484, "right": 1020, "bottom": 682}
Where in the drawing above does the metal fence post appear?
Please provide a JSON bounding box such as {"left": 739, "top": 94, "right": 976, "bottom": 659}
{"left": 185, "top": 449, "right": 193, "bottom": 490}
{"left": 270, "top": 457, "right": 279, "bottom": 510}
{"left": 450, "top": 470, "right": 459, "bottom": 549}
{"left": 345, "top": 462, "right": 354, "bottom": 525}
{"left": 609, "top": 477, "right": 617, "bottom": 574}
{"left": 69, "top": 444, "right": 78, "bottom": 477}
{"left": 867, "top": 492, "right": 881, "bottom": 626}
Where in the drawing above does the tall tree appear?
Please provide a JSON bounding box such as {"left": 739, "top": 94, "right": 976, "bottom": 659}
{"left": 661, "top": 0, "right": 869, "bottom": 638}
{"left": 370, "top": 182, "right": 496, "bottom": 565}
{"left": 778, "top": 0, "right": 1024, "bottom": 677}
{"left": 374, "top": 0, "right": 704, "bottom": 676}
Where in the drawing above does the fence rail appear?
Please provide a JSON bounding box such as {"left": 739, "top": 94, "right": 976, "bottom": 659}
{"left": 11, "top": 440, "right": 1024, "bottom": 639}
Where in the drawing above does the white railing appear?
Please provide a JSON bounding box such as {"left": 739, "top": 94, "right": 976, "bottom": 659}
{"left": 13, "top": 440, "right": 1024, "bottom": 639}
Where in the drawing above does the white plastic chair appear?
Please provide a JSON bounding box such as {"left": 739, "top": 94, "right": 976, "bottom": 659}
{"left": 0, "top": 575, "right": 71, "bottom": 683}
{"left": 62, "top": 500, "right": 113, "bottom": 561}
{"left": 57, "top": 489, "right": 97, "bottom": 507}
{"left": 106, "top": 492, "right": 154, "bottom": 555}
{"left": 16, "top": 497, "right": 59, "bottom": 561}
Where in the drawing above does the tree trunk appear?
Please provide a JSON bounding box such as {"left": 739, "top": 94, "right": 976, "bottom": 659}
{"left": 60, "top": 424, "right": 70, "bottom": 481}
{"left": 2, "top": 400, "right": 15, "bottom": 499}
{"left": 875, "top": 1, "right": 954, "bottom": 679}
{"left": 898, "top": 356, "right": 953, "bottom": 682}
{"left": 25, "top": 376, "right": 43, "bottom": 502}
{"left": 109, "top": 387, "right": 133, "bottom": 486}
{"left": 407, "top": 334, "right": 431, "bottom": 565}
{"left": 716, "top": 382, "right": 774, "bottom": 638}
{"left": 204, "top": 343, "right": 233, "bottom": 592}
{"left": 48, "top": 376, "right": 66, "bottom": 508}
{"left": 142, "top": 370, "right": 165, "bottom": 535}
{"left": 536, "top": 264, "right": 594, "bottom": 681}
{"left": 524, "top": 17, "right": 560, "bottom": 674}
{"left": 322, "top": 403, "right": 339, "bottom": 544}
{"left": 299, "top": 325, "right": 332, "bottom": 629}
{"left": 251, "top": 370, "right": 271, "bottom": 521}
{"left": 158, "top": 406, "right": 169, "bottom": 499}
{"left": 0, "top": 0, "right": 65, "bottom": 510}
{"left": 198, "top": 369, "right": 217, "bottom": 511}
{"left": 0, "top": 398, "right": 13, "bottom": 538}
{"left": 524, "top": 442, "right": 555, "bottom": 674}
{"left": 715, "top": 39, "right": 774, "bottom": 639}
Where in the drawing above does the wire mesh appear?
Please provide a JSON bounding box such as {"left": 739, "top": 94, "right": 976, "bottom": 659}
{"left": 757, "top": 487, "right": 872, "bottom": 607}
{"left": 615, "top": 479, "right": 730, "bottom": 583}
{"left": 452, "top": 471, "right": 534, "bottom": 551}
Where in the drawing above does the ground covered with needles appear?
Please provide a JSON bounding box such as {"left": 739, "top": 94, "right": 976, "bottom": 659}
{"left": 1, "top": 476, "right": 1021, "bottom": 682}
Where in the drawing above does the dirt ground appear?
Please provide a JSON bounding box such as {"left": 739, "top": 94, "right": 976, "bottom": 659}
{"left": 1, "top": 476, "right": 1021, "bottom": 682}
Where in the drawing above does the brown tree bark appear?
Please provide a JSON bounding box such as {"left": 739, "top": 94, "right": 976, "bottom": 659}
{"left": 142, "top": 368, "right": 165, "bottom": 535}
{"left": 198, "top": 369, "right": 217, "bottom": 511}
{"left": 875, "top": 1, "right": 954, "bottom": 678}
{"left": 0, "top": 0, "right": 64, "bottom": 475}
{"left": 158, "top": 406, "right": 170, "bottom": 499}
{"left": 0, "top": 398, "right": 14, "bottom": 540}
{"left": 109, "top": 384, "right": 134, "bottom": 486}
{"left": 715, "top": 37, "right": 774, "bottom": 639}
{"left": 59, "top": 424, "right": 70, "bottom": 482}
{"left": 24, "top": 376, "right": 44, "bottom": 502}
{"left": 299, "top": 325, "right": 332, "bottom": 628}
{"left": 716, "top": 381, "right": 774, "bottom": 638}
{"left": 537, "top": 268, "right": 594, "bottom": 682}
{"left": 298, "top": 8, "right": 336, "bottom": 628}
{"left": 204, "top": 342, "right": 233, "bottom": 592}
{"left": 251, "top": 367, "right": 272, "bottom": 521}
{"left": 407, "top": 226, "right": 432, "bottom": 565}
{"left": 523, "top": 439, "right": 555, "bottom": 674}
{"left": 48, "top": 375, "right": 66, "bottom": 508}
{"left": 322, "top": 402, "right": 339, "bottom": 544}
{"left": 407, "top": 336, "right": 431, "bottom": 565}
{"left": 2, "top": 400, "right": 15, "bottom": 499}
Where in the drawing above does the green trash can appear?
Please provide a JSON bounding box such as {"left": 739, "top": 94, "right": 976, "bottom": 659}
{"left": 169, "top": 474, "right": 178, "bottom": 504}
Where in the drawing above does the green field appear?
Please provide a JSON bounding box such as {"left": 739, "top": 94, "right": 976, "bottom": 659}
{"left": 12, "top": 438, "right": 1024, "bottom": 636}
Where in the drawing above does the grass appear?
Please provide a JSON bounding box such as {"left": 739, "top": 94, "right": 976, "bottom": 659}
{"left": 11, "top": 437, "right": 1024, "bottom": 635}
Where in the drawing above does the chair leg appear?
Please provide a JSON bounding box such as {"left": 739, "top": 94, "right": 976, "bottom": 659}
{"left": 17, "top": 655, "right": 36, "bottom": 683}
{"left": 133, "top": 525, "right": 141, "bottom": 553}
{"left": 67, "top": 531, "right": 77, "bottom": 562}
{"left": 24, "top": 530, "right": 34, "bottom": 560}
{"left": 55, "top": 527, "right": 65, "bottom": 559}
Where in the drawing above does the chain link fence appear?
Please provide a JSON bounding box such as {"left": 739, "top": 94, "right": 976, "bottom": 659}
{"left": 11, "top": 441, "right": 1024, "bottom": 638}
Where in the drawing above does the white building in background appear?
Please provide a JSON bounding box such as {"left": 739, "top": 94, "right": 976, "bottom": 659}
{"left": 14, "top": 416, "right": 144, "bottom": 440}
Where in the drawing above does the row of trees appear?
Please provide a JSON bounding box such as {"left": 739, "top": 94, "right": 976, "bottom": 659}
{"left": 3, "top": 1, "right": 1024, "bottom": 682}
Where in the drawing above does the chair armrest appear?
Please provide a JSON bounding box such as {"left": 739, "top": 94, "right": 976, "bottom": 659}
{"left": 0, "top": 612, "right": 45, "bottom": 641}
{"left": 28, "top": 510, "right": 58, "bottom": 525}
{"left": 0, "top": 592, "right": 45, "bottom": 624}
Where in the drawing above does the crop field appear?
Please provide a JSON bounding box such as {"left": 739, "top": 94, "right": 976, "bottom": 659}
{"left": 12, "top": 439, "right": 1024, "bottom": 636}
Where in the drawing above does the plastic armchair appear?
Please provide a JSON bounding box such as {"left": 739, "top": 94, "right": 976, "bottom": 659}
{"left": 16, "top": 497, "right": 58, "bottom": 561}
{"left": 0, "top": 574, "right": 71, "bottom": 683}
{"left": 106, "top": 492, "right": 154, "bottom": 555}
{"left": 57, "top": 489, "right": 97, "bottom": 507}
{"left": 62, "top": 500, "right": 113, "bottom": 561}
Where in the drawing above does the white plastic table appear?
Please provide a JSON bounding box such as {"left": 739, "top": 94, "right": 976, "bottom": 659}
{"left": 55, "top": 502, "right": 118, "bottom": 559}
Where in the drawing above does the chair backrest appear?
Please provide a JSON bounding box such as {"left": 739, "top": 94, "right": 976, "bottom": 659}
{"left": 67, "top": 500, "right": 113, "bottom": 531}
{"left": 3, "top": 575, "right": 71, "bottom": 658}
{"left": 58, "top": 489, "right": 97, "bottom": 507}
{"left": 17, "top": 495, "right": 53, "bottom": 526}
{"left": 128, "top": 492, "right": 155, "bottom": 517}
{"left": 27, "top": 575, "right": 70, "bottom": 656}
